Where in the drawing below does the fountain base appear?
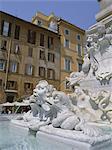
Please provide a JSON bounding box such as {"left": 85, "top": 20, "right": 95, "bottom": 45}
{"left": 37, "top": 129, "right": 112, "bottom": 150}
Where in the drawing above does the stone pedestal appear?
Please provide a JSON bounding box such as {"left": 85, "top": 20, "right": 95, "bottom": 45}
{"left": 96, "top": 0, "right": 112, "bottom": 22}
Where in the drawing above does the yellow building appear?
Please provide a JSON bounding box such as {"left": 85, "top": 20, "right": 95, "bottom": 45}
{"left": 0, "top": 11, "right": 61, "bottom": 103}
{"left": 32, "top": 12, "right": 85, "bottom": 92}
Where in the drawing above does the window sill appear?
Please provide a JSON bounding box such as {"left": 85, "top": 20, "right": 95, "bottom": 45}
{"left": 25, "top": 74, "right": 33, "bottom": 76}
{"left": 48, "top": 61, "right": 55, "bottom": 63}
{"left": 47, "top": 78, "right": 55, "bottom": 80}
{"left": 62, "top": 69, "right": 72, "bottom": 73}
{"left": 9, "top": 72, "right": 18, "bottom": 74}
{"left": 0, "top": 70, "right": 5, "bottom": 72}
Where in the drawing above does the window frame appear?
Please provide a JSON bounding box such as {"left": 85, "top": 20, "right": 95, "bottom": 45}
{"left": 48, "top": 36, "right": 54, "bottom": 49}
{"left": 64, "top": 58, "right": 71, "bottom": 72}
{"left": 76, "top": 34, "right": 81, "bottom": 40}
{"left": 27, "top": 30, "right": 36, "bottom": 44}
{"left": 0, "top": 40, "right": 7, "bottom": 50}
{"left": 25, "top": 64, "right": 33, "bottom": 76}
{"left": 1, "top": 20, "right": 11, "bottom": 37}
{"left": 48, "top": 53, "right": 55, "bottom": 62}
{"left": 40, "top": 50, "right": 45, "bottom": 60}
{"left": 0, "top": 59, "right": 6, "bottom": 71}
{"left": 64, "top": 29, "right": 70, "bottom": 35}
{"left": 40, "top": 34, "right": 44, "bottom": 47}
{"left": 14, "top": 25, "right": 20, "bottom": 40}
{"left": 39, "top": 67, "right": 45, "bottom": 77}
{"left": 28, "top": 47, "right": 33, "bottom": 57}
{"left": 77, "top": 44, "right": 82, "bottom": 56}
{"left": 10, "top": 61, "right": 18, "bottom": 73}
{"left": 47, "top": 68, "right": 55, "bottom": 80}
{"left": 64, "top": 38, "right": 70, "bottom": 48}
{"left": 24, "top": 82, "right": 33, "bottom": 91}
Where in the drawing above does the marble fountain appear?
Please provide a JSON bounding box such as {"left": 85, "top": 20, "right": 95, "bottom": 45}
{"left": 2, "top": 0, "right": 112, "bottom": 149}
{"left": 10, "top": 21, "right": 112, "bottom": 149}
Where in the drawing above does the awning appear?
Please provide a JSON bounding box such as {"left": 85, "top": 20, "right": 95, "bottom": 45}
{"left": 13, "top": 101, "right": 30, "bottom": 106}
{"left": 0, "top": 102, "right": 14, "bottom": 107}
{"left": 0, "top": 101, "right": 30, "bottom": 107}
{"left": 5, "top": 90, "right": 18, "bottom": 93}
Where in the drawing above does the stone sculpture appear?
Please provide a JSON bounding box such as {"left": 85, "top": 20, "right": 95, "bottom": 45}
{"left": 11, "top": 2, "right": 112, "bottom": 149}
{"left": 12, "top": 20, "right": 112, "bottom": 149}
{"left": 66, "top": 23, "right": 112, "bottom": 123}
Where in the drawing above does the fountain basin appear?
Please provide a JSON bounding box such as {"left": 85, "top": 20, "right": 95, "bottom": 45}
{"left": 37, "top": 131, "right": 112, "bottom": 150}
{"left": 10, "top": 119, "right": 112, "bottom": 150}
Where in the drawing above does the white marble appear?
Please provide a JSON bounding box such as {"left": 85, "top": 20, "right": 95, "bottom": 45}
{"left": 11, "top": 1, "right": 112, "bottom": 149}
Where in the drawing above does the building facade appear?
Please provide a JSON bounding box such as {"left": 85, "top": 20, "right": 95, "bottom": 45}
{"left": 0, "top": 11, "right": 60, "bottom": 103}
{"left": 32, "top": 12, "right": 85, "bottom": 92}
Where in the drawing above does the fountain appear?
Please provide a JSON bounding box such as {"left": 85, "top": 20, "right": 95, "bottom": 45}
{"left": 11, "top": 1, "right": 112, "bottom": 150}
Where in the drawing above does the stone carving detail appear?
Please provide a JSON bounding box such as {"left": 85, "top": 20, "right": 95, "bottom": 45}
{"left": 68, "top": 23, "right": 112, "bottom": 86}
{"left": 15, "top": 80, "right": 106, "bottom": 138}
{"left": 86, "top": 23, "right": 112, "bottom": 84}
{"left": 12, "top": 22, "right": 112, "bottom": 145}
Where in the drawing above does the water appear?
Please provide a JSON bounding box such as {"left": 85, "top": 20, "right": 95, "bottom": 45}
{"left": 0, "top": 120, "right": 73, "bottom": 150}
{"left": 0, "top": 121, "right": 38, "bottom": 150}
{"left": 0, "top": 119, "right": 112, "bottom": 150}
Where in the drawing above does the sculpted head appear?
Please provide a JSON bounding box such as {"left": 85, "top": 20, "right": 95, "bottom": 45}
{"left": 74, "top": 86, "right": 90, "bottom": 109}
{"left": 75, "top": 86, "right": 84, "bottom": 96}
{"left": 87, "top": 36, "right": 93, "bottom": 43}
{"left": 52, "top": 91, "right": 70, "bottom": 108}
{"left": 97, "top": 23, "right": 105, "bottom": 35}
{"left": 33, "top": 80, "right": 49, "bottom": 98}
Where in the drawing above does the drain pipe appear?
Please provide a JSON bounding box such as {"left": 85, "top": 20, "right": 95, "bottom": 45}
{"left": 4, "top": 38, "right": 12, "bottom": 90}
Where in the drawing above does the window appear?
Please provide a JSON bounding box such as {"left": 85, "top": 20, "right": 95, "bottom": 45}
{"left": 39, "top": 67, "right": 45, "bottom": 77}
{"left": 37, "top": 20, "right": 42, "bottom": 26}
{"left": 0, "top": 40, "right": 7, "bottom": 50}
{"left": 1, "top": 20, "right": 11, "bottom": 36}
{"left": 0, "top": 79, "right": 2, "bottom": 87}
{"left": 6, "top": 81, "right": 17, "bottom": 90}
{"left": 48, "top": 36, "right": 54, "bottom": 49}
{"left": 24, "top": 83, "right": 33, "bottom": 91}
{"left": 40, "top": 50, "right": 45, "bottom": 60}
{"left": 77, "top": 44, "right": 82, "bottom": 56}
{"left": 64, "top": 58, "right": 71, "bottom": 71}
{"left": 48, "top": 53, "right": 55, "bottom": 62}
{"left": 0, "top": 59, "right": 6, "bottom": 71}
{"left": 25, "top": 64, "right": 33, "bottom": 75}
{"left": 27, "top": 30, "right": 36, "bottom": 44}
{"left": 9, "top": 62, "right": 18, "bottom": 73}
{"left": 64, "top": 29, "right": 70, "bottom": 35}
{"left": 40, "top": 34, "right": 44, "bottom": 46}
{"left": 78, "top": 63, "right": 82, "bottom": 72}
{"left": 47, "top": 69, "right": 55, "bottom": 79}
{"left": 28, "top": 47, "right": 33, "bottom": 57}
{"left": 77, "top": 34, "right": 81, "bottom": 40}
{"left": 14, "top": 25, "right": 20, "bottom": 40}
{"left": 13, "top": 43, "right": 20, "bottom": 54}
{"left": 64, "top": 39, "right": 70, "bottom": 48}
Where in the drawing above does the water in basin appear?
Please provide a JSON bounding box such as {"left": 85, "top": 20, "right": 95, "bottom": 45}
{"left": 0, "top": 120, "right": 74, "bottom": 150}
{"left": 0, "top": 121, "right": 38, "bottom": 150}
{"left": 1, "top": 119, "right": 112, "bottom": 150}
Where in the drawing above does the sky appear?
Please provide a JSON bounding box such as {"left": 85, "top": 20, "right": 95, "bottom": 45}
{"left": 0, "top": 0, "right": 99, "bottom": 30}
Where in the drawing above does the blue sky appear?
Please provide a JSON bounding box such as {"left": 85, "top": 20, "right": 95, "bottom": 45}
{"left": 0, "top": 0, "right": 99, "bottom": 30}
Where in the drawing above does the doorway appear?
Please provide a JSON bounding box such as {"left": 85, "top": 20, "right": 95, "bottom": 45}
{"left": 6, "top": 95, "right": 14, "bottom": 103}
